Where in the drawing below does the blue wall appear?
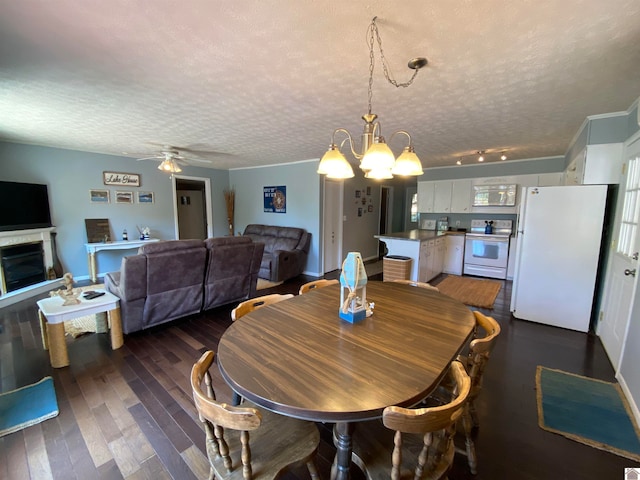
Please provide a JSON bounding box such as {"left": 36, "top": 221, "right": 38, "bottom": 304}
{"left": 230, "top": 160, "right": 322, "bottom": 276}
{"left": 0, "top": 141, "right": 230, "bottom": 279}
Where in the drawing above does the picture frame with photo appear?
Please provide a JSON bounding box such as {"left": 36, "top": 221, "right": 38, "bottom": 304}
{"left": 115, "top": 191, "right": 134, "bottom": 204}
{"left": 137, "top": 191, "right": 154, "bottom": 204}
{"left": 89, "top": 189, "right": 110, "bottom": 203}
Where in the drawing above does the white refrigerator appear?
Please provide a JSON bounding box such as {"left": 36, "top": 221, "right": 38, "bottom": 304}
{"left": 510, "top": 185, "right": 608, "bottom": 332}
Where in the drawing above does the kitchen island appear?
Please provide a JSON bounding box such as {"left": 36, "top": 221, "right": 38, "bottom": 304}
{"left": 375, "top": 230, "right": 466, "bottom": 282}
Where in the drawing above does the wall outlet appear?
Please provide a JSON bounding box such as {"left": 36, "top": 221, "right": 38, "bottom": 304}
{"left": 456, "top": 220, "right": 461, "bottom": 227}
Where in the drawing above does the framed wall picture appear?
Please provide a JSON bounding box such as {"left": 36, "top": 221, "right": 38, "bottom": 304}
{"left": 263, "top": 186, "right": 286, "bottom": 213}
{"left": 89, "top": 189, "right": 110, "bottom": 203}
{"left": 115, "top": 191, "right": 134, "bottom": 204}
{"left": 85, "top": 218, "right": 111, "bottom": 243}
{"left": 137, "top": 191, "right": 154, "bottom": 204}
{"left": 103, "top": 171, "right": 141, "bottom": 187}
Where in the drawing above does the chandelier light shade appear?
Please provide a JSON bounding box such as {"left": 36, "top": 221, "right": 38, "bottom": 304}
{"left": 317, "top": 17, "right": 427, "bottom": 180}
{"left": 392, "top": 146, "right": 423, "bottom": 176}
{"left": 360, "top": 138, "right": 395, "bottom": 171}
{"left": 318, "top": 145, "right": 355, "bottom": 178}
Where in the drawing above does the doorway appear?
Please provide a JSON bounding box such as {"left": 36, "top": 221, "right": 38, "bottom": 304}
{"left": 172, "top": 176, "right": 214, "bottom": 240}
{"left": 322, "top": 179, "right": 344, "bottom": 274}
{"left": 378, "top": 186, "right": 393, "bottom": 259}
{"left": 599, "top": 134, "right": 640, "bottom": 370}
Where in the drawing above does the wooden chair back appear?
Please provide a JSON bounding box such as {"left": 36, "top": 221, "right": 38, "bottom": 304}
{"left": 349, "top": 361, "right": 470, "bottom": 480}
{"left": 299, "top": 279, "right": 339, "bottom": 294}
{"left": 454, "top": 311, "right": 501, "bottom": 475}
{"left": 231, "top": 294, "right": 294, "bottom": 321}
{"left": 390, "top": 279, "right": 439, "bottom": 291}
{"left": 191, "top": 350, "right": 320, "bottom": 480}
{"left": 467, "top": 311, "right": 501, "bottom": 399}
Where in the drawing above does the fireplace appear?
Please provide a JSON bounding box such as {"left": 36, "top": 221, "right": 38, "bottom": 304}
{"left": 1, "top": 242, "right": 46, "bottom": 292}
{"left": 0, "top": 227, "right": 55, "bottom": 297}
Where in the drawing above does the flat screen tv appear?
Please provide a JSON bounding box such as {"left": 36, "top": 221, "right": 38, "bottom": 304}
{"left": 0, "top": 181, "right": 53, "bottom": 231}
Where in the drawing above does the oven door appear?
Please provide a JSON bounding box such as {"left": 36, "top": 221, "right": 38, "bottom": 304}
{"left": 464, "top": 235, "right": 510, "bottom": 268}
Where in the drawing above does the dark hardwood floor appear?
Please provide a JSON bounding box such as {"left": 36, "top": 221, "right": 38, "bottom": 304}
{"left": 1, "top": 270, "right": 638, "bottom": 479}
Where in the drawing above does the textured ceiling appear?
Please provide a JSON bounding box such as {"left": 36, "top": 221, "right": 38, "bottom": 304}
{"left": 1, "top": 1, "right": 640, "bottom": 171}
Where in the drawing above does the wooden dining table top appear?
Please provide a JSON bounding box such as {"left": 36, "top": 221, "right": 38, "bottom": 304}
{"left": 217, "top": 281, "right": 475, "bottom": 423}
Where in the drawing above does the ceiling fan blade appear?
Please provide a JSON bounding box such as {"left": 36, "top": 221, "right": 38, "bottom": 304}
{"left": 135, "top": 156, "right": 163, "bottom": 161}
{"left": 184, "top": 157, "right": 212, "bottom": 164}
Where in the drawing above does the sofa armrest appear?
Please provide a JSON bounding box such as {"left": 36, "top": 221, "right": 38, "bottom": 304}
{"left": 104, "top": 255, "right": 147, "bottom": 301}
{"left": 271, "top": 248, "right": 305, "bottom": 282}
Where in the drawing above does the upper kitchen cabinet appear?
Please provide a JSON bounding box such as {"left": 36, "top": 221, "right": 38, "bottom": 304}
{"left": 450, "top": 179, "right": 472, "bottom": 213}
{"left": 434, "top": 182, "right": 452, "bottom": 213}
{"left": 417, "top": 181, "right": 436, "bottom": 212}
{"left": 418, "top": 179, "right": 471, "bottom": 213}
{"left": 565, "top": 143, "right": 623, "bottom": 185}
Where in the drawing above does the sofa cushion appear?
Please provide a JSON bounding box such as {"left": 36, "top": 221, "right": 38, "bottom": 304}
{"left": 243, "top": 224, "right": 305, "bottom": 253}
{"left": 203, "top": 237, "right": 264, "bottom": 310}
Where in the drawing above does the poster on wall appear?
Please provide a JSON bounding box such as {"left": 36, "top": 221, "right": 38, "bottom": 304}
{"left": 264, "top": 186, "right": 286, "bottom": 213}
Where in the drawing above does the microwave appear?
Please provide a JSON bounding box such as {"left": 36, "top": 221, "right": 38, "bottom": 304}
{"left": 472, "top": 184, "right": 517, "bottom": 207}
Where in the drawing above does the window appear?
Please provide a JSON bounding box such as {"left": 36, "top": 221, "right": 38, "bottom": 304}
{"left": 410, "top": 193, "right": 418, "bottom": 222}
{"left": 617, "top": 156, "right": 640, "bottom": 257}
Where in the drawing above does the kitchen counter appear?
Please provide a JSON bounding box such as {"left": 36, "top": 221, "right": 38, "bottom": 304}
{"left": 374, "top": 230, "right": 467, "bottom": 281}
{"left": 375, "top": 229, "right": 466, "bottom": 242}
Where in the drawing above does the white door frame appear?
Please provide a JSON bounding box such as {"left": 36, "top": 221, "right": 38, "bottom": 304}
{"left": 379, "top": 185, "right": 394, "bottom": 234}
{"left": 598, "top": 131, "right": 640, "bottom": 371}
{"left": 172, "top": 175, "right": 214, "bottom": 239}
{"left": 322, "top": 178, "right": 344, "bottom": 274}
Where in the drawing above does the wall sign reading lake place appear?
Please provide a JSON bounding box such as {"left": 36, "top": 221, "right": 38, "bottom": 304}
{"left": 103, "top": 171, "right": 141, "bottom": 187}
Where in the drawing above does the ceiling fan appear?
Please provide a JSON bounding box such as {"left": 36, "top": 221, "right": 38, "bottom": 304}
{"left": 126, "top": 145, "right": 213, "bottom": 173}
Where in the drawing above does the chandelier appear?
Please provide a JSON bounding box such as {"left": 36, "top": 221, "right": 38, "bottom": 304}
{"left": 317, "top": 17, "right": 427, "bottom": 180}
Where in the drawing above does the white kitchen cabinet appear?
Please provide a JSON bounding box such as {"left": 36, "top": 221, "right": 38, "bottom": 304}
{"left": 433, "top": 182, "right": 452, "bottom": 213}
{"left": 444, "top": 234, "right": 464, "bottom": 275}
{"left": 435, "top": 237, "right": 446, "bottom": 276}
{"left": 417, "top": 181, "right": 436, "bottom": 212}
{"left": 450, "top": 179, "right": 472, "bottom": 213}
{"left": 565, "top": 143, "right": 623, "bottom": 185}
{"left": 537, "top": 172, "right": 563, "bottom": 186}
{"left": 419, "top": 238, "right": 446, "bottom": 282}
{"left": 419, "top": 240, "right": 432, "bottom": 282}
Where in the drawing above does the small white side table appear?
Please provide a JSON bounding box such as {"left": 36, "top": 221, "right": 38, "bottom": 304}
{"left": 36, "top": 290, "right": 123, "bottom": 368}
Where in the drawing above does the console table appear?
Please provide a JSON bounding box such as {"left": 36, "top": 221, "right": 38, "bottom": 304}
{"left": 85, "top": 239, "right": 159, "bottom": 282}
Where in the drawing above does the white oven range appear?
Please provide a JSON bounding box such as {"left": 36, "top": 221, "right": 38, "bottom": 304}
{"left": 463, "top": 220, "right": 512, "bottom": 279}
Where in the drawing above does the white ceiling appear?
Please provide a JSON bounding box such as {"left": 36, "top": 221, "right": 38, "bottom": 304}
{"left": 1, "top": 1, "right": 640, "bottom": 171}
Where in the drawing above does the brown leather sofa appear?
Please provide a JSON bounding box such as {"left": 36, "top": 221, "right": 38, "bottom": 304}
{"left": 242, "top": 224, "right": 311, "bottom": 282}
{"left": 104, "top": 237, "right": 264, "bottom": 334}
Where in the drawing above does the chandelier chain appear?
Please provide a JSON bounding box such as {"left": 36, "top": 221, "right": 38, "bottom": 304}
{"left": 369, "top": 18, "right": 420, "bottom": 94}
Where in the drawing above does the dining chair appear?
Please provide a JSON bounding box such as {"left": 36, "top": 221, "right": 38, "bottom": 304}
{"left": 347, "top": 360, "right": 470, "bottom": 480}
{"left": 299, "top": 278, "right": 339, "bottom": 295}
{"left": 390, "top": 279, "right": 439, "bottom": 291}
{"left": 456, "top": 310, "right": 501, "bottom": 475}
{"left": 191, "top": 350, "right": 320, "bottom": 480}
{"left": 426, "top": 310, "right": 501, "bottom": 475}
{"left": 231, "top": 294, "right": 294, "bottom": 321}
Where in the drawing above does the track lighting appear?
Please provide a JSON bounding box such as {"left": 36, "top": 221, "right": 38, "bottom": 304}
{"left": 501, "top": 152, "right": 507, "bottom": 161}
{"left": 477, "top": 151, "right": 485, "bottom": 162}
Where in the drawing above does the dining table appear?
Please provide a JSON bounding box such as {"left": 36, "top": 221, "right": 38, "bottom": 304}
{"left": 217, "top": 280, "right": 475, "bottom": 480}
